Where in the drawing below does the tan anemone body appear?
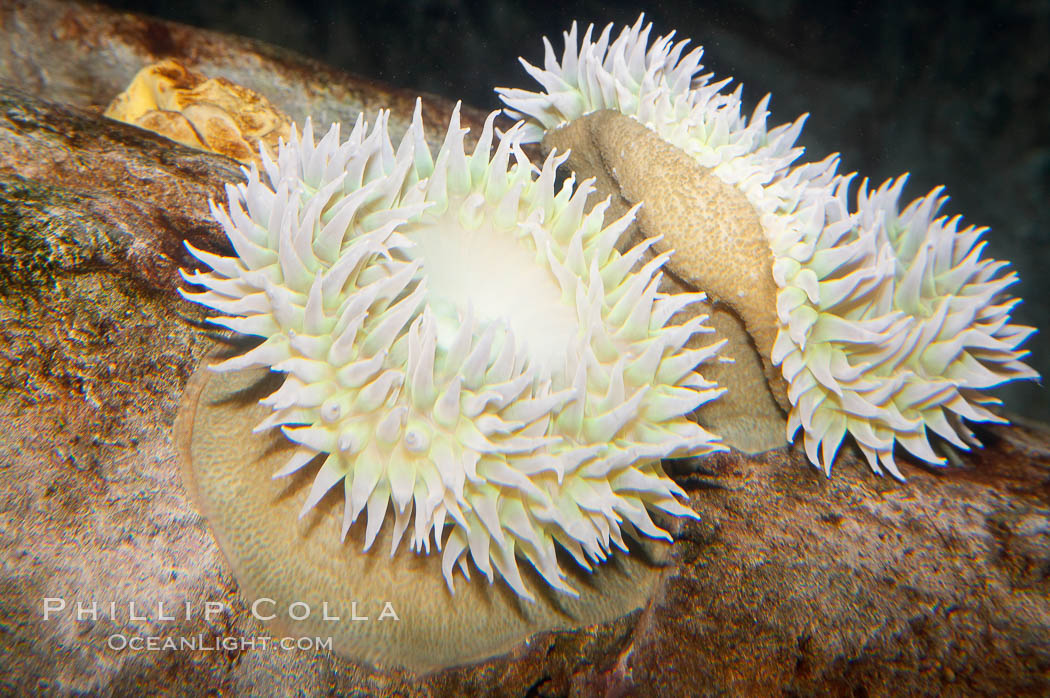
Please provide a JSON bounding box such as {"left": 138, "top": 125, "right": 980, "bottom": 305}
{"left": 544, "top": 111, "right": 791, "bottom": 453}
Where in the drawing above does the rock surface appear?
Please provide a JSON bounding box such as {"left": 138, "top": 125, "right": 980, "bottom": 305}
{"left": 1, "top": 3, "right": 1048, "bottom": 696}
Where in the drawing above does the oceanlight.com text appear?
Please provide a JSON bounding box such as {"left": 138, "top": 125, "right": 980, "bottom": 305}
{"left": 107, "top": 634, "right": 333, "bottom": 653}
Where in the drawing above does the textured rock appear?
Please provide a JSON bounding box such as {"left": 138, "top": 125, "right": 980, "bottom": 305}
{"left": 0, "top": 4, "right": 1048, "bottom": 697}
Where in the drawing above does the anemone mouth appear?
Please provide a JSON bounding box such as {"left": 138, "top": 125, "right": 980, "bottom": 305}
{"left": 176, "top": 357, "right": 671, "bottom": 673}
{"left": 404, "top": 204, "right": 580, "bottom": 376}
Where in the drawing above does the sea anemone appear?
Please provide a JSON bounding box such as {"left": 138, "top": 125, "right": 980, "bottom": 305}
{"left": 498, "top": 15, "right": 1038, "bottom": 477}
{"left": 179, "top": 100, "right": 725, "bottom": 602}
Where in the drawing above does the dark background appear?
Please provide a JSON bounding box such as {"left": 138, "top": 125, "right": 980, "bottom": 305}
{"left": 100, "top": 0, "right": 1049, "bottom": 420}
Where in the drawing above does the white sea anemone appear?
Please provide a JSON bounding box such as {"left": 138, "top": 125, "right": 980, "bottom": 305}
{"left": 179, "top": 100, "right": 725, "bottom": 601}
{"left": 498, "top": 14, "right": 1038, "bottom": 478}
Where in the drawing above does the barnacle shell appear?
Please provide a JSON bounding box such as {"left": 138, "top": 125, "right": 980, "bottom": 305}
{"left": 179, "top": 100, "right": 725, "bottom": 602}
{"left": 499, "top": 15, "right": 1038, "bottom": 476}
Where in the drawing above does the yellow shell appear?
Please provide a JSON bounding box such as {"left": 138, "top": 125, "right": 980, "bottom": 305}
{"left": 105, "top": 58, "right": 291, "bottom": 166}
